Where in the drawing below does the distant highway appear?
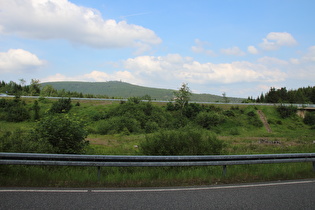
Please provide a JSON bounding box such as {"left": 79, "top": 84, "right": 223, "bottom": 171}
{"left": 1, "top": 94, "right": 315, "bottom": 107}
{"left": 1, "top": 179, "right": 315, "bottom": 209}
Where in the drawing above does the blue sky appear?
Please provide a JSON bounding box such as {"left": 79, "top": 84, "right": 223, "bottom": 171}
{"left": 1, "top": 0, "right": 315, "bottom": 98}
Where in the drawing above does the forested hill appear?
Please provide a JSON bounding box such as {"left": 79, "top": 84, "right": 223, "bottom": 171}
{"left": 41, "top": 81, "right": 243, "bottom": 102}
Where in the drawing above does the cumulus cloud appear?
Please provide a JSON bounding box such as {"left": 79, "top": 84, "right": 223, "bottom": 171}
{"left": 259, "top": 32, "right": 297, "bottom": 51}
{"left": 123, "top": 54, "right": 286, "bottom": 85}
{"left": 220, "top": 46, "right": 245, "bottom": 56}
{"left": 257, "top": 56, "right": 288, "bottom": 65}
{"left": 42, "top": 70, "right": 142, "bottom": 84}
{"left": 247, "top": 46, "right": 259, "bottom": 54}
{"left": 288, "top": 46, "right": 315, "bottom": 65}
{"left": 191, "top": 39, "right": 215, "bottom": 56}
{"left": 0, "top": 49, "right": 45, "bottom": 74}
{"left": 302, "top": 46, "right": 315, "bottom": 62}
{"left": 0, "top": 0, "right": 161, "bottom": 52}
{"left": 43, "top": 54, "right": 287, "bottom": 87}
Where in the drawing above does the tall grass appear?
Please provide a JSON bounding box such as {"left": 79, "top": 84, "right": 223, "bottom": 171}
{"left": 1, "top": 163, "right": 314, "bottom": 187}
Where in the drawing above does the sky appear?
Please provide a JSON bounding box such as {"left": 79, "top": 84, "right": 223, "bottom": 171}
{"left": 0, "top": 0, "right": 315, "bottom": 98}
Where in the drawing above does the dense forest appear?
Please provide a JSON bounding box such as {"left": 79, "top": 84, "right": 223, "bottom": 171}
{"left": 254, "top": 86, "right": 315, "bottom": 104}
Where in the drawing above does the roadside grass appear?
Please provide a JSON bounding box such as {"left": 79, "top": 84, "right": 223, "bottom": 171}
{"left": 1, "top": 163, "right": 314, "bottom": 187}
{"left": 1, "top": 132, "right": 314, "bottom": 187}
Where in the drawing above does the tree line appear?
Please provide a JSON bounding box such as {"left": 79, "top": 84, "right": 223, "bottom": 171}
{"left": 251, "top": 86, "right": 315, "bottom": 104}
{"left": 0, "top": 79, "right": 110, "bottom": 99}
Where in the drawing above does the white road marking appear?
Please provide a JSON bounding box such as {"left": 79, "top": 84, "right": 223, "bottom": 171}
{"left": 0, "top": 180, "right": 313, "bottom": 193}
{"left": 92, "top": 180, "right": 315, "bottom": 193}
{"left": 0, "top": 189, "right": 88, "bottom": 193}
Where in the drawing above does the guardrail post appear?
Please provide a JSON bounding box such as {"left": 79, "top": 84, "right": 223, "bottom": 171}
{"left": 313, "top": 162, "right": 315, "bottom": 172}
{"left": 222, "top": 165, "right": 227, "bottom": 176}
{"left": 97, "top": 166, "right": 101, "bottom": 181}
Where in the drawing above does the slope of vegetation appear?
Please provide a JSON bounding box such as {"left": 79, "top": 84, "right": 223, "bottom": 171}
{"left": 1, "top": 83, "right": 315, "bottom": 187}
{"left": 41, "top": 81, "right": 243, "bottom": 102}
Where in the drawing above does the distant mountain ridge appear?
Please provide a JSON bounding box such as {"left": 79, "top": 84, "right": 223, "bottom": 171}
{"left": 41, "top": 81, "right": 244, "bottom": 102}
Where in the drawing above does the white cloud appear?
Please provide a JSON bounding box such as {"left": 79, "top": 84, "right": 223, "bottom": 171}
{"left": 42, "top": 54, "right": 287, "bottom": 89}
{"left": 288, "top": 46, "right": 315, "bottom": 65}
{"left": 123, "top": 54, "right": 286, "bottom": 85}
{"left": 42, "top": 70, "right": 142, "bottom": 84}
{"left": 0, "top": 49, "right": 45, "bottom": 74}
{"left": 220, "top": 46, "right": 245, "bottom": 56}
{"left": 290, "top": 58, "right": 300, "bottom": 65}
{"left": 259, "top": 32, "right": 297, "bottom": 51}
{"left": 302, "top": 46, "right": 315, "bottom": 62}
{"left": 191, "top": 39, "right": 215, "bottom": 56}
{"left": 257, "top": 56, "right": 288, "bottom": 65}
{"left": 0, "top": 0, "right": 161, "bottom": 52}
{"left": 247, "top": 46, "right": 259, "bottom": 54}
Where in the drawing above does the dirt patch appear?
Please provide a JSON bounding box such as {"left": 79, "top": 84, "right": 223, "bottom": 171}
{"left": 257, "top": 110, "right": 272, "bottom": 133}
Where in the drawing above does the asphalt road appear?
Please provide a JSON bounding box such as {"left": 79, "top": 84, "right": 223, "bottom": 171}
{"left": 1, "top": 179, "right": 315, "bottom": 210}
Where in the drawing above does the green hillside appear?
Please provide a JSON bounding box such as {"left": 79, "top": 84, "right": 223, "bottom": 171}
{"left": 41, "top": 81, "right": 244, "bottom": 102}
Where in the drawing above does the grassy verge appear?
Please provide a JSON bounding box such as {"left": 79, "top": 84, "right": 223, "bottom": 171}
{"left": 1, "top": 163, "right": 314, "bottom": 188}
{"left": 1, "top": 133, "right": 314, "bottom": 188}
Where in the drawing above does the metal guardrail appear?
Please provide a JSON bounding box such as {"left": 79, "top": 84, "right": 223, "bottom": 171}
{"left": 1, "top": 95, "right": 315, "bottom": 107}
{"left": 1, "top": 153, "right": 315, "bottom": 179}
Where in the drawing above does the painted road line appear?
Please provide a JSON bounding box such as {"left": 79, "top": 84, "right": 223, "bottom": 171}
{"left": 0, "top": 180, "right": 314, "bottom": 193}
{"left": 92, "top": 180, "right": 315, "bottom": 193}
{"left": 0, "top": 189, "right": 88, "bottom": 193}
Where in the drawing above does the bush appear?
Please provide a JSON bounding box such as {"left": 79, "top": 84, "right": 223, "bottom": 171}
{"left": 276, "top": 105, "right": 297, "bottom": 118}
{"left": 49, "top": 98, "right": 72, "bottom": 113}
{"left": 1, "top": 98, "right": 30, "bottom": 122}
{"left": 183, "top": 103, "right": 202, "bottom": 119}
{"left": 223, "top": 110, "right": 235, "bottom": 117}
{"left": 0, "top": 129, "right": 52, "bottom": 153}
{"left": 140, "top": 127, "right": 224, "bottom": 155}
{"left": 31, "top": 114, "right": 89, "bottom": 154}
{"left": 96, "top": 116, "right": 141, "bottom": 135}
{"left": 144, "top": 121, "right": 160, "bottom": 133}
{"left": 229, "top": 127, "right": 240, "bottom": 135}
{"left": 304, "top": 112, "right": 315, "bottom": 126}
{"left": 107, "top": 101, "right": 171, "bottom": 130}
{"left": 195, "top": 111, "right": 225, "bottom": 129}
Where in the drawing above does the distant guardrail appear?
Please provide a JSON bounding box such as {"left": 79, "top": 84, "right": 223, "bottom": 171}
{"left": 1, "top": 95, "right": 315, "bottom": 107}
{"left": 1, "top": 153, "right": 314, "bottom": 180}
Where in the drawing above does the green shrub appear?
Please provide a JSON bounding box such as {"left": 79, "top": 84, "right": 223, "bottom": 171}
{"left": 303, "top": 112, "right": 315, "bottom": 126}
{"left": 229, "top": 127, "right": 240, "bottom": 135}
{"left": 0, "top": 98, "right": 30, "bottom": 122}
{"left": 32, "top": 100, "right": 40, "bottom": 121}
{"left": 246, "top": 110, "right": 263, "bottom": 128}
{"left": 247, "top": 111, "right": 256, "bottom": 117}
{"left": 276, "top": 105, "right": 297, "bottom": 118}
{"left": 195, "top": 111, "right": 226, "bottom": 129}
{"left": 96, "top": 116, "right": 141, "bottom": 135}
{"left": 140, "top": 127, "right": 224, "bottom": 155}
{"left": 49, "top": 98, "right": 72, "bottom": 113}
{"left": 144, "top": 121, "right": 160, "bottom": 133}
{"left": 31, "top": 114, "right": 89, "bottom": 154}
{"left": 0, "top": 129, "right": 52, "bottom": 153}
{"left": 183, "top": 103, "right": 202, "bottom": 119}
{"left": 223, "top": 110, "right": 235, "bottom": 117}
{"left": 107, "top": 101, "right": 171, "bottom": 130}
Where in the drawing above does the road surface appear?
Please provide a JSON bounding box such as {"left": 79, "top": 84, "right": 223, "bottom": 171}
{"left": 1, "top": 179, "right": 314, "bottom": 210}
